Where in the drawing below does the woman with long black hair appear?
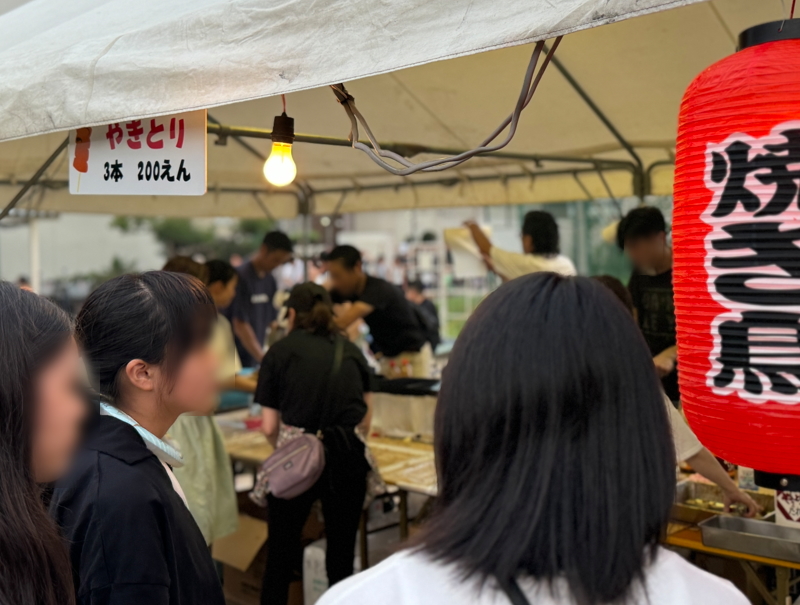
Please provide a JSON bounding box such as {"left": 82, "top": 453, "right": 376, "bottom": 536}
{"left": 0, "top": 282, "right": 85, "bottom": 605}
{"left": 319, "top": 273, "right": 747, "bottom": 605}
{"left": 50, "top": 271, "right": 226, "bottom": 605}
{"left": 255, "top": 282, "right": 374, "bottom": 605}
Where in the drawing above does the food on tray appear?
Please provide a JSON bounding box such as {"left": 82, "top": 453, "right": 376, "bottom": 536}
{"left": 685, "top": 498, "right": 726, "bottom": 511}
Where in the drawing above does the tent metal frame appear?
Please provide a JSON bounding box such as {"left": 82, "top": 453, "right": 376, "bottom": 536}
{"left": 1, "top": 106, "right": 662, "bottom": 224}
{"left": 0, "top": 123, "right": 666, "bottom": 282}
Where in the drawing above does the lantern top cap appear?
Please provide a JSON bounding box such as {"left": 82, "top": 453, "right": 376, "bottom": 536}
{"left": 739, "top": 19, "right": 800, "bottom": 51}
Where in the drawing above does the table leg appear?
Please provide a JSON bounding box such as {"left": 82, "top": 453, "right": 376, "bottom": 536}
{"left": 399, "top": 490, "right": 409, "bottom": 540}
{"left": 359, "top": 509, "right": 369, "bottom": 570}
{"left": 737, "top": 561, "right": 776, "bottom": 605}
{"left": 775, "top": 566, "right": 791, "bottom": 605}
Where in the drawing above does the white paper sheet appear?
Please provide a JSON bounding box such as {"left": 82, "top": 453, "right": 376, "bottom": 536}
{"left": 444, "top": 226, "right": 491, "bottom": 279}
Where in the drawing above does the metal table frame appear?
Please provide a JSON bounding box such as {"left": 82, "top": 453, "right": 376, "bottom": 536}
{"left": 665, "top": 526, "right": 800, "bottom": 605}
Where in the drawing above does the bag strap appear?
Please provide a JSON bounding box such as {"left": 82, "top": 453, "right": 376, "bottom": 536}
{"left": 316, "top": 335, "right": 345, "bottom": 433}
{"left": 499, "top": 577, "right": 530, "bottom": 605}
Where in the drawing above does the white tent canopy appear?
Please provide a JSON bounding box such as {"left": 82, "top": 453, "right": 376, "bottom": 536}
{"left": 0, "top": 0, "right": 785, "bottom": 219}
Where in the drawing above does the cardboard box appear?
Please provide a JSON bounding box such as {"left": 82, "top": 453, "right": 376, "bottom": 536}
{"left": 214, "top": 514, "right": 269, "bottom": 572}
{"left": 213, "top": 511, "right": 324, "bottom": 605}
{"left": 220, "top": 546, "right": 303, "bottom": 605}
{"left": 214, "top": 515, "right": 270, "bottom": 604}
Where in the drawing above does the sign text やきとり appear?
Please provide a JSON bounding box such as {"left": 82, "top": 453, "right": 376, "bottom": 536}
{"left": 69, "top": 110, "right": 207, "bottom": 196}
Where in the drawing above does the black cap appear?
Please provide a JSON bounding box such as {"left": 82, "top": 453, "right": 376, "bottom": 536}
{"left": 286, "top": 282, "right": 331, "bottom": 313}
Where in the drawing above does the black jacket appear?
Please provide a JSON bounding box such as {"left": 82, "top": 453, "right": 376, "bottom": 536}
{"left": 49, "top": 414, "right": 225, "bottom": 605}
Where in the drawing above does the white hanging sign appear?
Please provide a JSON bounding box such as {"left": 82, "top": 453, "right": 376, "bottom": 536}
{"left": 69, "top": 109, "right": 207, "bottom": 196}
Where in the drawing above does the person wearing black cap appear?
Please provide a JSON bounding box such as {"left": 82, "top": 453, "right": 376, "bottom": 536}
{"left": 405, "top": 279, "right": 441, "bottom": 351}
{"left": 255, "top": 282, "right": 373, "bottom": 605}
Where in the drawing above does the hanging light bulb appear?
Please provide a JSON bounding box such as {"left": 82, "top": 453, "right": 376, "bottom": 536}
{"left": 263, "top": 112, "right": 296, "bottom": 187}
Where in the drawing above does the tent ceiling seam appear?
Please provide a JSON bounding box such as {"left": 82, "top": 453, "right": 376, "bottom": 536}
{"left": 387, "top": 73, "right": 471, "bottom": 148}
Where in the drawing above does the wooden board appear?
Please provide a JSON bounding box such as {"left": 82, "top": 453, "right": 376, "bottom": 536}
{"left": 218, "top": 413, "right": 438, "bottom": 495}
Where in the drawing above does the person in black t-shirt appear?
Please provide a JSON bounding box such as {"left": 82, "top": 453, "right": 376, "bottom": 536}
{"left": 405, "top": 279, "right": 441, "bottom": 350}
{"left": 256, "top": 283, "right": 372, "bottom": 605}
{"left": 617, "top": 207, "right": 680, "bottom": 404}
{"left": 327, "top": 245, "right": 431, "bottom": 377}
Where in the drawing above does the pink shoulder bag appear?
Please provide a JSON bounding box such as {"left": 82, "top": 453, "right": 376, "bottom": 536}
{"left": 252, "top": 336, "right": 343, "bottom": 501}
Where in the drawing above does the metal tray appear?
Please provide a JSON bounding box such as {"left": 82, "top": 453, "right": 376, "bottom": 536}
{"left": 699, "top": 515, "right": 800, "bottom": 563}
{"left": 672, "top": 480, "right": 774, "bottom": 524}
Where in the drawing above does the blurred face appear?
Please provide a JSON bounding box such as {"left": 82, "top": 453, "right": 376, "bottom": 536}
{"left": 31, "top": 338, "right": 85, "bottom": 483}
{"left": 624, "top": 232, "right": 667, "bottom": 273}
{"left": 161, "top": 343, "right": 220, "bottom": 416}
{"left": 328, "top": 260, "right": 361, "bottom": 297}
{"left": 405, "top": 288, "right": 424, "bottom": 305}
{"left": 261, "top": 245, "right": 294, "bottom": 273}
{"left": 209, "top": 275, "right": 237, "bottom": 309}
{"left": 521, "top": 234, "right": 535, "bottom": 254}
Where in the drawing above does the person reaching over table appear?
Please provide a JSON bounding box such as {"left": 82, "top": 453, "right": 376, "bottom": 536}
{"left": 229, "top": 230, "right": 294, "bottom": 367}
{"left": 465, "top": 210, "right": 576, "bottom": 280}
{"left": 327, "top": 245, "right": 431, "bottom": 377}
{"left": 592, "top": 274, "right": 760, "bottom": 518}
{"left": 616, "top": 207, "right": 679, "bottom": 405}
{"left": 318, "top": 273, "right": 747, "bottom": 605}
{"left": 51, "top": 272, "right": 225, "bottom": 605}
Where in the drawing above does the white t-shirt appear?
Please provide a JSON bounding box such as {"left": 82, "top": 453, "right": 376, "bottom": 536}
{"left": 318, "top": 548, "right": 747, "bottom": 605}
{"left": 489, "top": 246, "right": 577, "bottom": 280}
{"left": 666, "top": 394, "right": 703, "bottom": 462}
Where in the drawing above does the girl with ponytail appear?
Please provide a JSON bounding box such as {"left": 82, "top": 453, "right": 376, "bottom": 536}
{"left": 50, "top": 271, "right": 225, "bottom": 605}
{"left": 256, "top": 282, "right": 374, "bottom": 605}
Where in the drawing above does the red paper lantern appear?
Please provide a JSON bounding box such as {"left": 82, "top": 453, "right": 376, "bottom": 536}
{"left": 673, "top": 21, "right": 800, "bottom": 476}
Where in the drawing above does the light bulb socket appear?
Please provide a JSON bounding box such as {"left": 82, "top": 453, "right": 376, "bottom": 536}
{"left": 271, "top": 112, "right": 295, "bottom": 144}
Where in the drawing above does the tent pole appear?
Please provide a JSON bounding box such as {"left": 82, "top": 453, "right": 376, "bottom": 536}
{"left": 296, "top": 184, "right": 313, "bottom": 281}
{"left": 206, "top": 123, "right": 635, "bottom": 171}
{"left": 308, "top": 166, "right": 626, "bottom": 196}
{"left": 644, "top": 159, "right": 675, "bottom": 196}
{"left": 544, "top": 49, "right": 644, "bottom": 197}
{"left": 0, "top": 136, "right": 68, "bottom": 222}
{"left": 29, "top": 217, "right": 41, "bottom": 293}
{"left": 0, "top": 165, "right": 631, "bottom": 202}
{"left": 208, "top": 114, "right": 267, "bottom": 161}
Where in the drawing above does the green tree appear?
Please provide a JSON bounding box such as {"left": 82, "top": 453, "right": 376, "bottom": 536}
{"left": 110, "top": 216, "right": 276, "bottom": 260}
{"left": 111, "top": 217, "right": 215, "bottom": 258}
{"left": 77, "top": 256, "right": 137, "bottom": 289}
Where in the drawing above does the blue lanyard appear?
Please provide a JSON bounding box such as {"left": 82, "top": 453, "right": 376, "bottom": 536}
{"left": 99, "top": 402, "right": 184, "bottom": 468}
